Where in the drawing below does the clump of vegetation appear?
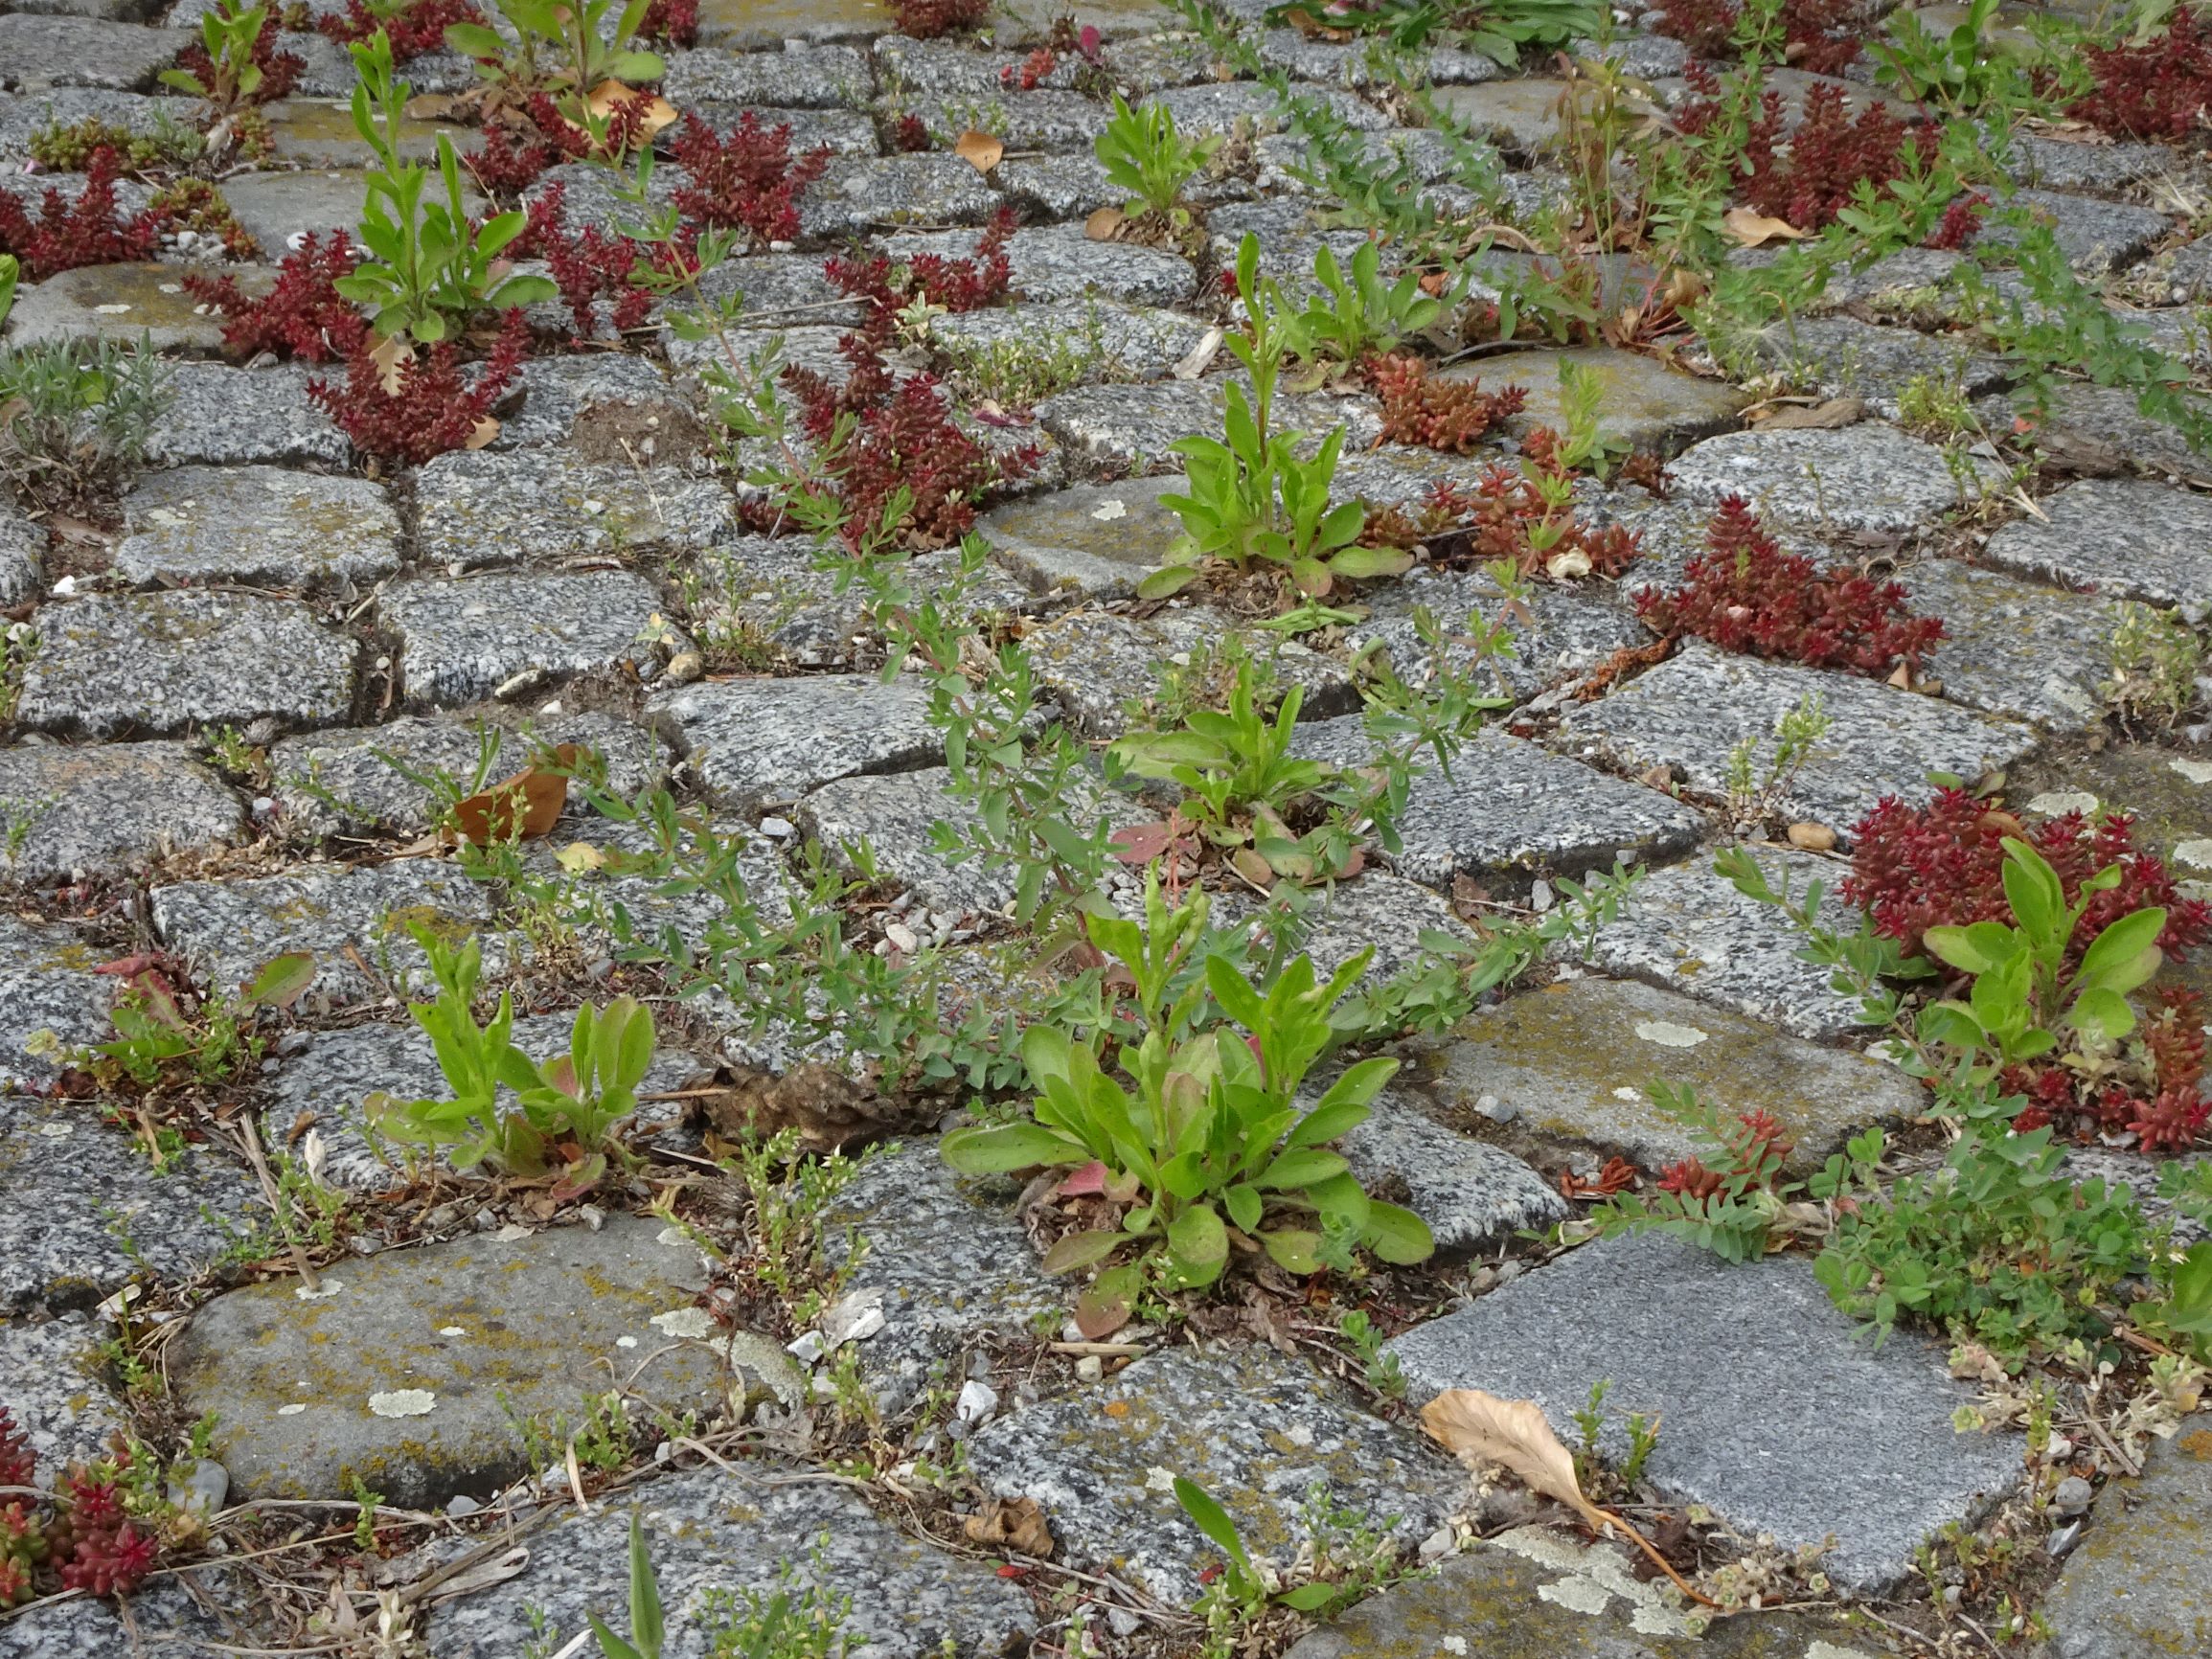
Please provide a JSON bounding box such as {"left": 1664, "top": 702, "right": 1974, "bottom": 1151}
{"left": 2102, "top": 602, "right": 2202, "bottom": 732}
{"left": 0, "top": 1418, "right": 184, "bottom": 1605}
{"left": 891, "top": 0, "right": 990, "bottom": 39}
{"left": 0, "top": 148, "right": 168, "bottom": 281}
{"left": 1634, "top": 495, "right": 1945, "bottom": 677}
{"left": 319, "top": 0, "right": 480, "bottom": 58}
{"left": 163, "top": 0, "right": 303, "bottom": 112}
{"left": 187, "top": 230, "right": 369, "bottom": 363}
{"left": 826, "top": 207, "right": 1017, "bottom": 341}
{"left": 0, "top": 335, "right": 171, "bottom": 510}
{"left": 29, "top": 113, "right": 202, "bottom": 173}
{"left": 1095, "top": 93, "right": 1219, "bottom": 232}
{"left": 668, "top": 113, "right": 832, "bottom": 249}
{"left": 943, "top": 875, "right": 1433, "bottom": 1335}
{"left": 1370, "top": 355, "right": 1526, "bottom": 452}
{"left": 308, "top": 306, "right": 528, "bottom": 464}
{"left": 2069, "top": 6, "right": 2212, "bottom": 138}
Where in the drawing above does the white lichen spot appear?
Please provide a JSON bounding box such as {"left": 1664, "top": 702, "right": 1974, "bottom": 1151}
{"left": 294, "top": 1279, "right": 344, "bottom": 1301}
{"left": 1611, "top": 1086, "right": 1645, "bottom": 1102}
{"left": 276, "top": 1403, "right": 308, "bottom": 1417}
{"left": 1283, "top": 1422, "right": 1314, "bottom": 1448}
{"left": 1439, "top": 1640, "right": 1468, "bottom": 1656}
{"left": 1143, "top": 1466, "right": 1177, "bottom": 1493}
{"left": 1090, "top": 499, "right": 1128, "bottom": 521}
{"left": 94, "top": 304, "right": 132, "bottom": 314}
{"left": 38, "top": 1121, "right": 73, "bottom": 1138}
{"left": 616, "top": 1335, "right": 638, "bottom": 1349}
{"left": 367, "top": 1389, "right": 436, "bottom": 1418}
{"left": 650, "top": 1307, "right": 717, "bottom": 1340}
{"left": 2176, "top": 839, "right": 2212, "bottom": 872}
{"left": 656, "top": 1226, "right": 692, "bottom": 1249}
{"left": 2025, "top": 790, "right": 2100, "bottom": 817}
{"left": 2172, "top": 759, "right": 2212, "bottom": 785}
{"left": 1805, "top": 1645, "right": 1881, "bottom": 1659}
{"left": 1538, "top": 1577, "right": 1616, "bottom": 1616}
{"left": 1632, "top": 1020, "right": 1707, "bottom": 1049}
{"left": 439, "top": 1326, "right": 466, "bottom": 1337}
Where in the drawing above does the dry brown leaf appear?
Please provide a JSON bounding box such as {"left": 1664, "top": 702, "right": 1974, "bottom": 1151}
{"left": 693, "top": 1061, "right": 906, "bottom": 1156}
{"left": 1173, "top": 326, "right": 1224, "bottom": 379}
{"left": 953, "top": 128, "right": 1004, "bottom": 173}
{"left": 465, "top": 415, "right": 500, "bottom": 450}
{"left": 963, "top": 1496, "right": 1055, "bottom": 1558}
{"left": 1786, "top": 821, "right": 1837, "bottom": 851}
{"left": 1722, "top": 206, "right": 1810, "bottom": 246}
{"left": 1422, "top": 1389, "right": 1608, "bottom": 1532}
{"left": 585, "top": 79, "right": 676, "bottom": 140}
{"left": 445, "top": 744, "right": 580, "bottom": 846}
{"left": 1754, "top": 396, "right": 1865, "bottom": 431}
{"left": 1084, "top": 204, "right": 1126, "bottom": 241}
{"left": 403, "top": 93, "right": 467, "bottom": 121}
{"left": 369, "top": 331, "right": 414, "bottom": 398}
{"left": 1886, "top": 659, "right": 1914, "bottom": 690}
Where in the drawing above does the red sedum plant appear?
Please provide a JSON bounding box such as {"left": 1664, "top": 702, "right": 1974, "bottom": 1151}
{"left": 2069, "top": 9, "right": 2212, "bottom": 139}
{"left": 308, "top": 307, "right": 530, "bottom": 465}
{"left": 1633, "top": 494, "right": 1943, "bottom": 677}
{"left": 0, "top": 1412, "right": 163, "bottom": 1608}
{"left": 826, "top": 207, "right": 1016, "bottom": 342}
{"left": 669, "top": 112, "right": 832, "bottom": 248}
{"left": 186, "top": 228, "right": 369, "bottom": 362}
{"left": 893, "top": 0, "right": 990, "bottom": 37}
{"left": 1370, "top": 354, "right": 1527, "bottom": 453}
{"left": 0, "top": 148, "right": 167, "bottom": 281}
{"left": 1651, "top": 0, "right": 1862, "bottom": 73}
{"left": 319, "top": 0, "right": 481, "bottom": 58}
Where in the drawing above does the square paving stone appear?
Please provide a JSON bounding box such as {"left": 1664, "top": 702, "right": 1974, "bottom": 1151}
{"left": 170, "top": 1215, "right": 776, "bottom": 1504}
{"left": 660, "top": 42, "right": 873, "bottom": 107}
{"left": 912, "top": 87, "right": 1107, "bottom": 151}
{"left": 800, "top": 153, "right": 999, "bottom": 239}
{"left": 150, "top": 858, "right": 506, "bottom": 1007}
{"left": 1454, "top": 344, "right": 1749, "bottom": 457}
{"left": 1666, "top": 422, "right": 1977, "bottom": 533}
{"left": 143, "top": 362, "right": 352, "bottom": 468}
{"left": 1214, "top": 869, "right": 1479, "bottom": 985}
{"left": 112, "top": 465, "right": 400, "bottom": 594}
{"left": 1290, "top": 716, "right": 1707, "bottom": 892}
{"left": 381, "top": 571, "right": 681, "bottom": 711}
{"left": 17, "top": 590, "right": 357, "bottom": 738}
{"left": 2037, "top": 1414, "right": 2212, "bottom": 1659}
{"left": 490, "top": 353, "right": 695, "bottom": 451}
{"left": 929, "top": 298, "right": 1209, "bottom": 383}
{"left": 262, "top": 1011, "right": 702, "bottom": 1191}
{"left": 1408, "top": 974, "right": 1925, "bottom": 1175}
{"left": 1555, "top": 641, "right": 2039, "bottom": 839}
{"left": 1383, "top": 1231, "right": 2025, "bottom": 1592}
{"left": 0, "top": 14, "right": 189, "bottom": 89}
{"left": 1978, "top": 476, "right": 2212, "bottom": 620}
{"left": 649, "top": 673, "right": 943, "bottom": 813}
{"left": 0, "top": 1574, "right": 258, "bottom": 1658}
{"left": 1901, "top": 557, "right": 2120, "bottom": 730}
{"left": 1025, "top": 605, "right": 1358, "bottom": 739}
{"left": 426, "top": 1460, "right": 1036, "bottom": 1659}
{"left": 0, "top": 1311, "right": 129, "bottom": 1471}
{"left": 683, "top": 535, "right": 1038, "bottom": 670}
{"left": 1750, "top": 316, "right": 2012, "bottom": 419}
{"left": 4, "top": 261, "right": 272, "bottom": 352}
{"left": 1339, "top": 1092, "right": 1567, "bottom": 1251}
{"left": 795, "top": 764, "right": 1139, "bottom": 920}
{"left": 977, "top": 475, "right": 1187, "bottom": 601}
{"left": 1284, "top": 1527, "right": 1881, "bottom": 1659}
{"left": 1973, "top": 187, "right": 2171, "bottom": 277}
{"left": 412, "top": 450, "right": 735, "bottom": 568}
{"left": 967, "top": 1343, "right": 1465, "bottom": 1604}
{"left": 213, "top": 167, "right": 374, "bottom": 256}
{"left": 1580, "top": 846, "right": 1870, "bottom": 1040}
{"left": 0, "top": 503, "right": 45, "bottom": 605}
{"left": 0, "top": 1095, "right": 261, "bottom": 1315}
{"left": 270, "top": 710, "right": 664, "bottom": 842}
{"left": 0, "top": 914, "right": 112, "bottom": 1091}
{"left": 1974, "top": 382, "right": 2212, "bottom": 481}
{"left": 1148, "top": 78, "right": 1388, "bottom": 138}
{"left": 692, "top": 0, "right": 891, "bottom": 47}
{"left": 1430, "top": 77, "right": 1572, "bottom": 155}
{"left": 1035, "top": 377, "right": 1382, "bottom": 468}
{"left": 881, "top": 220, "right": 1200, "bottom": 307}
{"left": 670, "top": 102, "right": 878, "bottom": 156}
{"left": 819, "top": 1146, "right": 1064, "bottom": 1417}
{"left": 0, "top": 740, "right": 244, "bottom": 886}
{"left": 1350, "top": 567, "right": 1654, "bottom": 704}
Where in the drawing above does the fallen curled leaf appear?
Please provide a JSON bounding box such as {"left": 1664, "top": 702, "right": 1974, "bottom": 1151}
{"left": 465, "top": 415, "right": 500, "bottom": 450}
{"left": 1281, "top": 5, "right": 1353, "bottom": 39}
{"left": 1886, "top": 659, "right": 1913, "bottom": 690}
{"left": 445, "top": 744, "right": 580, "bottom": 846}
{"left": 555, "top": 842, "right": 606, "bottom": 873}
{"left": 1084, "top": 204, "right": 1127, "bottom": 241}
{"left": 403, "top": 93, "right": 467, "bottom": 121}
{"left": 964, "top": 1496, "right": 1055, "bottom": 1558}
{"left": 585, "top": 79, "right": 676, "bottom": 140}
{"left": 1422, "top": 1390, "right": 1608, "bottom": 1532}
{"left": 369, "top": 331, "right": 413, "bottom": 398}
{"left": 1173, "top": 325, "right": 1223, "bottom": 379}
{"left": 953, "top": 128, "right": 1004, "bottom": 173}
{"left": 1753, "top": 396, "right": 1865, "bottom": 431}
{"left": 1722, "top": 206, "right": 1810, "bottom": 246}
{"left": 1559, "top": 1156, "right": 1640, "bottom": 1199}
{"left": 1786, "top": 821, "right": 1837, "bottom": 852}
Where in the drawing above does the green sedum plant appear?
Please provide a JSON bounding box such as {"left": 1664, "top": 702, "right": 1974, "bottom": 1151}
{"left": 941, "top": 875, "right": 1433, "bottom": 1315}
{"left": 1094, "top": 92, "right": 1218, "bottom": 222}
{"left": 337, "top": 30, "right": 554, "bottom": 342}
{"left": 368, "top": 924, "right": 655, "bottom": 1189}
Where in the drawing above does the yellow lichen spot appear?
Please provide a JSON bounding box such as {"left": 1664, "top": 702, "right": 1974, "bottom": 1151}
{"left": 1103, "top": 1400, "right": 1129, "bottom": 1420}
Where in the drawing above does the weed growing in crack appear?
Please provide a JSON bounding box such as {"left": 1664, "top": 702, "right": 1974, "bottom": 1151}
{"left": 0, "top": 336, "right": 171, "bottom": 511}
{"left": 2103, "top": 602, "right": 2203, "bottom": 732}
{"left": 1722, "top": 691, "right": 1830, "bottom": 831}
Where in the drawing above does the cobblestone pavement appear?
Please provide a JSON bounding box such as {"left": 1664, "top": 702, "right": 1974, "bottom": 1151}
{"left": 2, "top": 0, "right": 2211, "bottom": 1654}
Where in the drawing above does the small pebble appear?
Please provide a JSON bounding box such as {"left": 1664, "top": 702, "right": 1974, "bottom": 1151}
{"left": 1076, "top": 1354, "right": 1105, "bottom": 1382}
{"left": 955, "top": 1379, "right": 999, "bottom": 1423}
{"left": 445, "top": 1492, "right": 481, "bottom": 1518}
{"left": 2053, "top": 1474, "right": 2094, "bottom": 1516}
